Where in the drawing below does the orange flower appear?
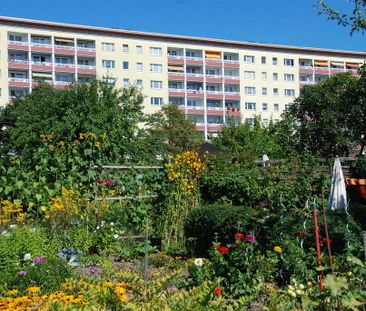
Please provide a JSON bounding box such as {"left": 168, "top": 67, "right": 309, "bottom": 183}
{"left": 213, "top": 287, "right": 222, "bottom": 296}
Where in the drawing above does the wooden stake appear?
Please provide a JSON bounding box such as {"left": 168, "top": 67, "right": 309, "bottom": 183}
{"left": 321, "top": 188, "right": 334, "bottom": 270}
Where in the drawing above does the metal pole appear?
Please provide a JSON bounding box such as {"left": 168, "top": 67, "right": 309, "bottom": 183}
{"left": 312, "top": 206, "right": 324, "bottom": 290}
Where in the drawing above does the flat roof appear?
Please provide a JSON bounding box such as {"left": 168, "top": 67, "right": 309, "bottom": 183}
{"left": 1, "top": 15, "right": 366, "bottom": 58}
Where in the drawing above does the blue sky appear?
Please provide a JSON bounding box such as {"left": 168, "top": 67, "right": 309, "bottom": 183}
{"left": 0, "top": 0, "right": 364, "bottom": 51}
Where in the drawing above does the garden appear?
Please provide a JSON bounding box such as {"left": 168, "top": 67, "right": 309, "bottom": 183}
{"left": 0, "top": 68, "right": 365, "bottom": 310}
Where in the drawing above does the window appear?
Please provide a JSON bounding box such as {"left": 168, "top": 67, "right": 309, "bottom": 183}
{"left": 136, "top": 62, "right": 143, "bottom": 72}
{"left": 262, "top": 118, "right": 269, "bottom": 126}
{"left": 285, "top": 104, "right": 290, "bottom": 112}
{"left": 261, "top": 72, "right": 267, "bottom": 80}
{"left": 136, "top": 45, "right": 143, "bottom": 54}
{"left": 284, "top": 58, "right": 294, "bottom": 66}
{"left": 102, "top": 60, "right": 115, "bottom": 69}
{"left": 122, "top": 44, "right": 129, "bottom": 53}
{"left": 244, "top": 71, "right": 255, "bottom": 79}
{"left": 261, "top": 56, "right": 266, "bottom": 64}
{"left": 150, "top": 64, "right": 162, "bottom": 72}
{"left": 245, "top": 118, "right": 255, "bottom": 125}
{"left": 273, "top": 73, "right": 278, "bottom": 81}
{"left": 151, "top": 97, "right": 163, "bottom": 105}
{"left": 262, "top": 103, "right": 268, "bottom": 111}
{"left": 285, "top": 89, "right": 295, "bottom": 96}
{"left": 150, "top": 80, "right": 163, "bottom": 89}
{"left": 103, "top": 76, "right": 116, "bottom": 85}
{"left": 284, "top": 74, "right": 295, "bottom": 82}
{"left": 245, "top": 102, "right": 256, "bottom": 110}
{"left": 274, "top": 103, "right": 279, "bottom": 112}
{"left": 123, "top": 61, "right": 129, "bottom": 70}
{"left": 55, "top": 57, "right": 69, "bottom": 64}
{"left": 136, "top": 79, "right": 143, "bottom": 88}
{"left": 186, "top": 51, "right": 198, "bottom": 58}
{"left": 244, "top": 87, "right": 256, "bottom": 95}
{"left": 262, "top": 87, "right": 267, "bottom": 96}
{"left": 123, "top": 78, "right": 130, "bottom": 87}
{"left": 150, "top": 47, "right": 162, "bottom": 56}
{"left": 244, "top": 55, "right": 255, "bottom": 64}
{"left": 272, "top": 57, "right": 278, "bottom": 65}
{"left": 273, "top": 88, "right": 279, "bottom": 96}
{"left": 102, "top": 42, "right": 115, "bottom": 52}
{"left": 9, "top": 35, "right": 23, "bottom": 42}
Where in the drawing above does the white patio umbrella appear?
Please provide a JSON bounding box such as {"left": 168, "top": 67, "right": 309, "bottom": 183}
{"left": 328, "top": 157, "right": 347, "bottom": 211}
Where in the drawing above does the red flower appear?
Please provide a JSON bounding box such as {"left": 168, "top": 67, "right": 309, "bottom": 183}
{"left": 213, "top": 287, "right": 222, "bottom": 296}
{"left": 294, "top": 231, "right": 306, "bottom": 237}
{"left": 245, "top": 235, "right": 256, "bottom": 243}
{"left": 322, "top": 238, "right": 333, "bottom": 245}
{"left": 218, "top": 246, "right": 229, "bottom": 255}
{"left": 234, "top": 232, "right": 245, "bottom": 239}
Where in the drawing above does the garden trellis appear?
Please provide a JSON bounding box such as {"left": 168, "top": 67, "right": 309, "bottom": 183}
{"left": 92, "top": 164, "right": 164, "bottom": 282}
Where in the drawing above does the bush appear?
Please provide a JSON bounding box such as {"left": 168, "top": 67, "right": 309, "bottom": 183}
{"left": 184, "top": 205, "right": 259, "bottom": 256}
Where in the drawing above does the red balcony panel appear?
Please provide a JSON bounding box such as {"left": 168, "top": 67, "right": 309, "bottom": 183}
{"left": 55, "top": 47, "right": 75, "bottom": 55}
{"left": 168, "top": 73, "right": 184, "bottom": 81}
{"left": 77, "top": 50, "right": 96, "bottom": 57}
{"left": 224, "top": 78, "right": 240, "bottom": 84}
{"left": 226, "top": 108, "right": 241, "bottom": 116}
{"left": 207, "top": 124, "right": 222, "bottom": 131}
{"left": 207, "top": 109, "right": 224, "bottom": 115}
{"left": 224, "top": 62, "right": 240, "bottom": 68}
{"left": 225, "top": 94, "right": 241, "bottom": 100}
{"left": 78, "top": 68, "right": 96, "bottom": 75}
{"left": 8, "top": 43, "right": 29, "bottom": 51}
{"left": 55, "top": 66, "right": 75, "bottom": 73}
{"left": 206, "top": 77, "right": 223, "bottom": 83}
{"left": 206, "top": 60, "right": 222, "bottom": 67}
{"left": 186, "top": 59, "right": 203, "bottom": 65}
{"left": 31, "top": 46, "right": 52, "bottom": 53}
{"left": 195, "top": 125, "right": 205, "bottom": 131}
{"left": 32, "top": 64, "right": 53, "bottom": 71}
{"left": 169, "top": 91, "right": 185, "bottom": 97}
{"left": 187, "top": 108, "right": 205, "bottom": 114}
{"left": 299, "top": 68, "right": 313, "bottom": 74}
{"left": 186, "top": 91, "right": 204, "bottom": 98}
{"left": 8, "top": 61, "right": 29, "bottom": 69}
{"left": 168, "top": 57, "right": 184, "bottom": 64}
{"left": 9, "top": 81, "right": 30, "bottom": 88}
{"left": 54, "top": 83, "right": 71, "bottom": 89}
{"left": 206, "top": 93, "right": 223, "bottom": 100}
{"left": 314, "top": 68, "right": 329, "bottom": 75}
{"left": 186, "top": 75, "right": 204, "bottom": 82}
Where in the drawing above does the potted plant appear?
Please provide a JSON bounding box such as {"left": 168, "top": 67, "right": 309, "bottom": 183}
{"left": 346, "top": 156, "right": 366, "bottom": 199}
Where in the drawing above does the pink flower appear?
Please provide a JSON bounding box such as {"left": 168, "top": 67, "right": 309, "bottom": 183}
{"left": 32, "top": 256, "right": 46, "bottom": 264}
{"left": 245, "top": 235, "right": 256, "bottom": 243}
{"left": 18, "top": 271, "right": 26, "bottom": 277}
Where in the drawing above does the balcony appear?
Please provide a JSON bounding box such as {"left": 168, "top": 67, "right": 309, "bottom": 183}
{"left": 31, "top": 43, "right": 52, "bottom": 53}
{"left": 168, "top": 55, "right": 184, "bottom": 64}
{"left": 8, "top": 40, "right": 29, "bottom": 51}
{"left": 195, "top": 123, "right": 205, "bottom": 131}
{"left": 168, "top": 88, "right": 185, "bottom": 97}
{"left": 206, "top": 90, "right": 223, "bottom": 99}
{"left": 55, "top": 45, "right": 75, "bottom": 55}
{"left": 54, "top": 81, "right": 72, "bottom": 89}
{"left": 299, "top": 66, "right": 314, "bottom": 74}
{"left": 8, "top": 59, "right": 29, "bottom": 69}
{"left": 8, "top": 77, "right": 30, "bottom": 87}
{"left": 206, "top": 75, "right": 223, "bottom": 83}
{"left": 55, "top": 63, "right": 75, "bottom": 73}
{"left": 329, "top": 67, "right": 345, "bottom": 75}
{"left": 205, "top": 58, "right": 222, "bottom": 67}
{"left": 186, "top": 56, "right": 203, "bottom": 65}
{"left": 224, "top": 75, "right": 240, "bottom": 84}
{"left": 314, "top": 67, "right": 330, "bottom": 75}
{"left": 77, "top": 46, "right": 96, "bottom": 57}
{"left": 207, "top": 123, "right": 223, "bottom": 131}
{"left": 207, "top": 107, "right": 225, "bottom": 115}
{"left": 223, "top": 59, "right": 240, "bottom": 68}
{"left": 186, "top": 89, "right": 204, "bottom": 98}
{"left": 226, "top": 107, "right": 241, "bottom": 116}
{"left": 31, "top": 62, "right": 53, "bottom": 71}
{"left": 168, "top": 72, "right": 185, "bottom": 81}
{"left": 186, "top": 106, "right": 205, "bottom": 114}
{"left": 224, "top": 91, "right": 240, "bottom": 100}
{"left": 186, "top": 73, "right": 204, "bottom": 82}
{"left": 77, "top": 65, "right": 97, "bottom": 75}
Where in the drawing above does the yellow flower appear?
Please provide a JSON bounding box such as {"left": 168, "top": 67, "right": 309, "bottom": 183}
{"left": 86, "top": 132, "right": 94, "bottom": 140}
{"left": 95, "top": 141, "right": 100, "bottom": 148}
{"left": 101, "top": 132, "right": 107, "bottom": 140}
{"left": 102, "top": 281, "right": 113, "bottom": 287}
{"left": 26, "top": 286, "right": 40, "bottom": 294}
{"left": 79, "top": 132, "right": 84, "bottom": 140}
{"left": 274, "top": 246, "right": 282, "bottom": 253}
{"left": 6, "top": 289, "right": 18, "bottom": 296}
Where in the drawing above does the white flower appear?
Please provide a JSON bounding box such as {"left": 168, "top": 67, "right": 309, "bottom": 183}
{"left": 9, "top": 224, "right": 17, "bottom": 229}
{"left": 113, "top": 234, "right": 119, "bottom": 239}
{"left": 23, "top": 253, "right": 32, "bottom": 261}
{"left": 194, "top": 258, "right": 203, "bottom": 267}
{"left": 1, "top": 230, "right": 9, "bottom": 236}
{"left": 31, "top": 228, "right": 36, "bottom": 232}
{"left": 96, "top": 226, "right": 100, "bottom": 230}
{"left": 110, "top": 222, "right": 114, "bottom": 226}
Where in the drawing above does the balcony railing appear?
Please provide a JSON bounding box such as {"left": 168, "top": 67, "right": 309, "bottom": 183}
{"left": 55, "top": 45, "right": 75, "bottom": 50}
{"left": 168, "top": 88, "right": 185, "bottom": 92}
{"left": 168, "top": 55, "right": 184, "bottom": 59}
{"left": 31, "top": 61, "right": 53, "bottom": 66}
{"left": 9, "top": 77, "right": 29, "bottom": 82}
{"left": 206, "top": 74, "right": 222, "bottom": 79}
{"left": 207, "top": 106, "right": 224, "bottom": 111}
{"left": 77, "top": 46, "right": 96, "bottom": 52}
{"left": 206, "top": 90, "right": 223, "bottom": 95}
{"left": 8, "top": 40, "right": 28, "bottom": 46}
{"left": 224, "top": 91, "right": 240, "bottom": 96}
{"left": 300, "top": 80, "right": 314, "bottom": 85}
{"left": 77, "top": 64, "right": 96, "bottom": 69}
{"left": 55, "top": 63, "right": 75, "bottom": 68}
{"left": 224, "top": 75, "right": 240, "bottom": 80}
{"left": 186, "top": 73, "right": 204, "bottom": 77}
{"left": 223, "top": 59, "right": 239, "bottom": 64}
{"left": 54, "top": 81, "right": 71, "bottom": 85}
{"left": 186, "top": 56, "right": 203, "bottom": 61}
{"left": 205, "top": 58, "right": 222, "bottom": 63}
{"left": 8, "top": 59, "right": 29, "bottom": 64}
{"left": 31, "top": 42, "right": 52, "bottom": 48}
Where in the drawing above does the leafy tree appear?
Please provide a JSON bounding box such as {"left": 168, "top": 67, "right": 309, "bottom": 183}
{"left": 286, "top": 71, "right": 359, "bottom": 156}
{"left": 142, "top": 105, "right": 203, "bottom": 155}
{"left": 316, "top": 0, "right": 366, "bottom": 34}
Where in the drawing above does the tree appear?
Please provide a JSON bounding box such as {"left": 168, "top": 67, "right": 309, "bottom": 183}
{"left": 141, "top": 105, "right": 203, "bottom": 155}
{"left": 286, "top": 71, "right": 360, "bottom": 156}
{"left": 316, "top": 0, "right": 366, "bottom": 34}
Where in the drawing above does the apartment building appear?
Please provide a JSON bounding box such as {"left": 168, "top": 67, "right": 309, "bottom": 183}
{"left": 1, "top": 16, "right": 365, "bottom": 140}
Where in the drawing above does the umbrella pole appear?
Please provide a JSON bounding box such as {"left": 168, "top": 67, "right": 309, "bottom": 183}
{"left": 321, "top": 188, "right": 334, "bottom": 271}
{"left": 312, "top": 204, "right": 324, "bottom": 290}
